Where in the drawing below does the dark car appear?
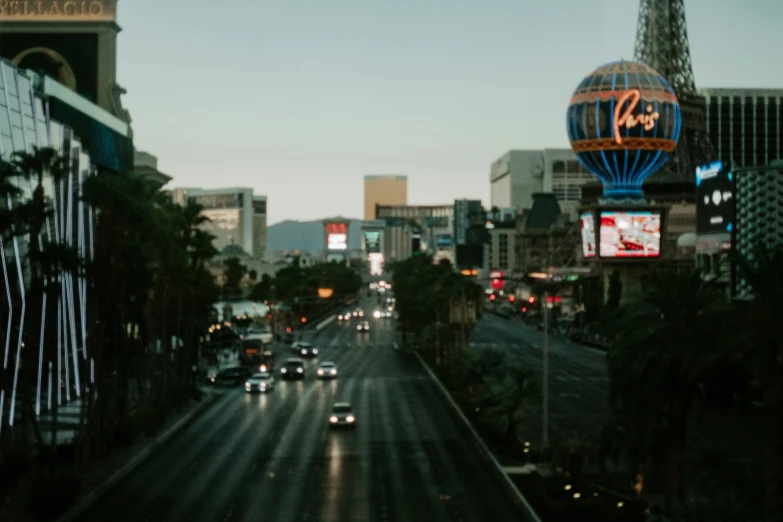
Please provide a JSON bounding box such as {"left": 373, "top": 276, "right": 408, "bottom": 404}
{"left": 291, "top": 342, "right": 319, "bottom": 358}
{"left": 208, "top": 366, "right": 251, "bottom": 386}
{"left": 280, "top": 358, "right": 305, "bottom": 380}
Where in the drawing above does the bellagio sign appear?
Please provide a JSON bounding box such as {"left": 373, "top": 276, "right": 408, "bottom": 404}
{"left": 0, "top": 0, "right": 116, "bottom": 21}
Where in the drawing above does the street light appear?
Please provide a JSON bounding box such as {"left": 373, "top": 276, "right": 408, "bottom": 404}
{"left": 317, "top": 287, "right": 334, "bottom": 299}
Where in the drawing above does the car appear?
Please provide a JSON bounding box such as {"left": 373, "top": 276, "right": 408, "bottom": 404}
{"left": 317, "top": 362, "right": 338, "bottom": 379}
{"left": 208, "top": 366, "right": 251, "bottom": 386}
{"left": 329, "top": 402, "right": 356, "bottom": 428}
{"left": 351, "top": 309, "right": 364, "bottom": 318}
{"left": 292, "top": 342, "right": 319, "bottom": 357}
{"left": 280, "top": 358, "right": 305, "bottom": 380}
{"left": 244, "top": 372, "right": 275, "bottom": 393}
{"left": 337, "top": 311, "right": 352, "bottom": 321}
{"left": 356, "top": 321, "right": 370, "bottom": 332}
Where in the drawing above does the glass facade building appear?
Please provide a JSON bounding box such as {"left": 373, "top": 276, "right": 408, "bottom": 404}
{"left": 1, "top": 58, "right": 126, "bottom": 431}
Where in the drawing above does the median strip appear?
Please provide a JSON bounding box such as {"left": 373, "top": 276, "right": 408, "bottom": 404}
{"left": 413, "top": 352, "right": 543, "bottom": 522}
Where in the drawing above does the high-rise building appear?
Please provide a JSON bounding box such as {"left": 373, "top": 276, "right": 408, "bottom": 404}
{"left": 376, "top": 204, "right": 452, "bottom": 262}
{"left": 698, "top": 88, "right": 783, "bottom": 169}
{"left": 490, "top": 149, "right": 593, "bottom": 221}
{"left": 0, "top": 0, "right": 132, "bottom": 125}
{"left": 171, "top": 187, "right": 267, "bottom": 260}
{"left": 364, "top": 175, "right": 407, "bottom": 220}
{"left": 453, "top": 199, "right": 484, "bottom": 245}
{"left": 252, "top": 196, "right": 268, "bottom": 259}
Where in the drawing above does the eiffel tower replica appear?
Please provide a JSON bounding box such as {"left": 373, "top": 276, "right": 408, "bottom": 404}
{"left": 634, "top": 0, "right": 715, "bottom": 200}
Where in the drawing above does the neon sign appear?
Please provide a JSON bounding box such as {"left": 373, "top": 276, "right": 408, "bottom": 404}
{"left": 613, "top": 89, "right": 660, "bottom": 145}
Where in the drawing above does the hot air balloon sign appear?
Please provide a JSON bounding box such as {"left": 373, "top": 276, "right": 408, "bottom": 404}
{"left": 566, "top": 61, "right": 682, "bottom": 202}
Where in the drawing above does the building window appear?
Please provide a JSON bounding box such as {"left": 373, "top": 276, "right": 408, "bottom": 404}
{"left": 552, "top": 160, "right": 565, "bottom": 173}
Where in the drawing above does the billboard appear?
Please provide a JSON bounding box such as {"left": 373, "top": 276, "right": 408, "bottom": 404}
{"left": 364, "top": 231, "right": 381, "bottom": 253}
{"left": 325, "top": 222, "right": 348, "bottom": 251}
{"left": 695, "top": 161, "right": 733, "bottom": 235}
{"left": 598, "top": 210, "right": 661, "bottom": 258}
{"left": 202, "top": 209, "right": 241, "bottom": 231}
{"left": 368, "top": 253, "right": 384, "bottom": 276}
{"left": 580, "top": 212, "right": 596, "bottom": 258}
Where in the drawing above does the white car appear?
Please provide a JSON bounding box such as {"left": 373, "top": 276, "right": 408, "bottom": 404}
{"left": 317, "top": 362, "right": 338, "bottom": 379}
{"left": 244, "top": 372, "right": 275, "bottom": 393}
{"left": 329, "top": 402, "right": 356, "bottom": 427}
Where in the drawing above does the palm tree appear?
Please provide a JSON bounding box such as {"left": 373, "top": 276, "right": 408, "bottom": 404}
{"left": 11, "top": 147, "right": 76, "bottom": 467}
{"left": 732, "top": 245, "right": 783, "bottom": 522}
{"left": 601, "top": 268, "right": 743, "bottom": 510}
{"left": 472, "top": 351, "right": 538, "bottom": 451}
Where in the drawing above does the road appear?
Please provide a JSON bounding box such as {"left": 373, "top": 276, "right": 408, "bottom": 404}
{"left": 472, "top": 312, "right": 609, "bottom": 447}
{"left": 75, "top": 309, "right": 534, "bottom": 522}
{"left": 471, "top": 312, "right": 763, "bottom": 459}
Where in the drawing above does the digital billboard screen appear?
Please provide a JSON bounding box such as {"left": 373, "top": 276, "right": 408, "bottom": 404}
{"left": 580, "top": 212, "right": 596, "bottom": 258}
{"left": 325, "top": 222, "right": 348, "bottom": 251}
{"left": 364, "top": 231, "right": 381, "bottom": 253}
{"left": 599, "top": 210, "right": 661, "bottom": 258}
{"left": 368, "top": 253, "right": 384, "bottom": 276}
{"left": 695, "top": 160, "right": 733, "bottom": 235}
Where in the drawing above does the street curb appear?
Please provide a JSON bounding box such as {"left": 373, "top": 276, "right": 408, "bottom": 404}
{"left": 413, "top": 352, "right": 543, "bottom": 522}
{"left": 57, "top": 391, "right": 219, "bottom": 522}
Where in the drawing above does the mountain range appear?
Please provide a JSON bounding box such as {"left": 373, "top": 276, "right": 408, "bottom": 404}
{"left": 267, "top": 218, "right": 363, "bottom": 253}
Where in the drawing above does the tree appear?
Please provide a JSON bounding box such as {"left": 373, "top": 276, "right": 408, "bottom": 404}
{"left": 222, "top": 257, "right": 247, "bottom": 300}
{"left": 601, "top": 268, "right": 743, "bottom": 510}
{"left": 249, "top": 274, "right": 272, "bottom": 302}
{"left": 732, "top": 245, "right": 783, "bottom": 522}
{"left": 472, "top": 351, "right": 538, "bottom": 451}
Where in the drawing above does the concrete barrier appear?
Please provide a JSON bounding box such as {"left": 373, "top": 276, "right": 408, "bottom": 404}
{"left": 414, "top": 352, "right": 543, "bottom": 522}
{"left": 316, "top": 314, "right": 336, "bottom": 331}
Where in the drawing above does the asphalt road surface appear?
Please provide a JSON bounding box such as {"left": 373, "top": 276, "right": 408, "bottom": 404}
{"left": 472, "top": 312, "right": 762, "bottom": 458}
{"left": 75, "top": 310, "right": 535, "bottom": 522}
{"left": 472, "top": 313, "right": 609, "bottom": 447}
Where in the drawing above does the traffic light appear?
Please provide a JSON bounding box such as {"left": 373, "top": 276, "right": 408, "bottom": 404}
{"left": 508, "top": 295, "right": 515, "bottom": 303}
{"left": 301, "top": 317, "right": 307, "bottom": 323}
{"left": 489, "top": 294, "right": 496, "bottom": 301}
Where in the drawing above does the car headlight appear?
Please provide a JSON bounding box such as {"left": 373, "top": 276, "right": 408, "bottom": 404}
{"left": 210, "top": 377, "right": 215, "bottom": 382}
{"left": 312, "top": 349, "right": 318, "bottom": 354}
{"left": 259, "top": 384, "right": 266, "bottom": 389}
{"left": 281, "top": 368, "right": 287, "bottom": 373}
{"left": 338, "top": 315, "right": 343, "bottom": 320}
{"left": 330, "top": 369, "right": 337, "bottom": 375}
{"left": 346, "top": 415, "right": 355, "bottom": 423}
{"left": 317, "top": 369, "right": 324, "bottom": 375}
{"left": 301, "top": 349, "right": 307, "bottom": 354}
{"left": 296, "top": 368, "right": 303, "bottom": 373}
{"left": 245, "top": 382, "right": 251, "bottom": 388}
{"left": 329, "top": 416, "right": 338, "bottom": 423}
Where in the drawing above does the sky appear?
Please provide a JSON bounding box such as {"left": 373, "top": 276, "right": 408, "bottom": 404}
{"left": 118, "top": 0, "right": 783, "bottom": 225}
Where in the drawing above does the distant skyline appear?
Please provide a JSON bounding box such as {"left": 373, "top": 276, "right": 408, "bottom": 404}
{"left": 118, "top": 0, "right": 783, "bottom": 225}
